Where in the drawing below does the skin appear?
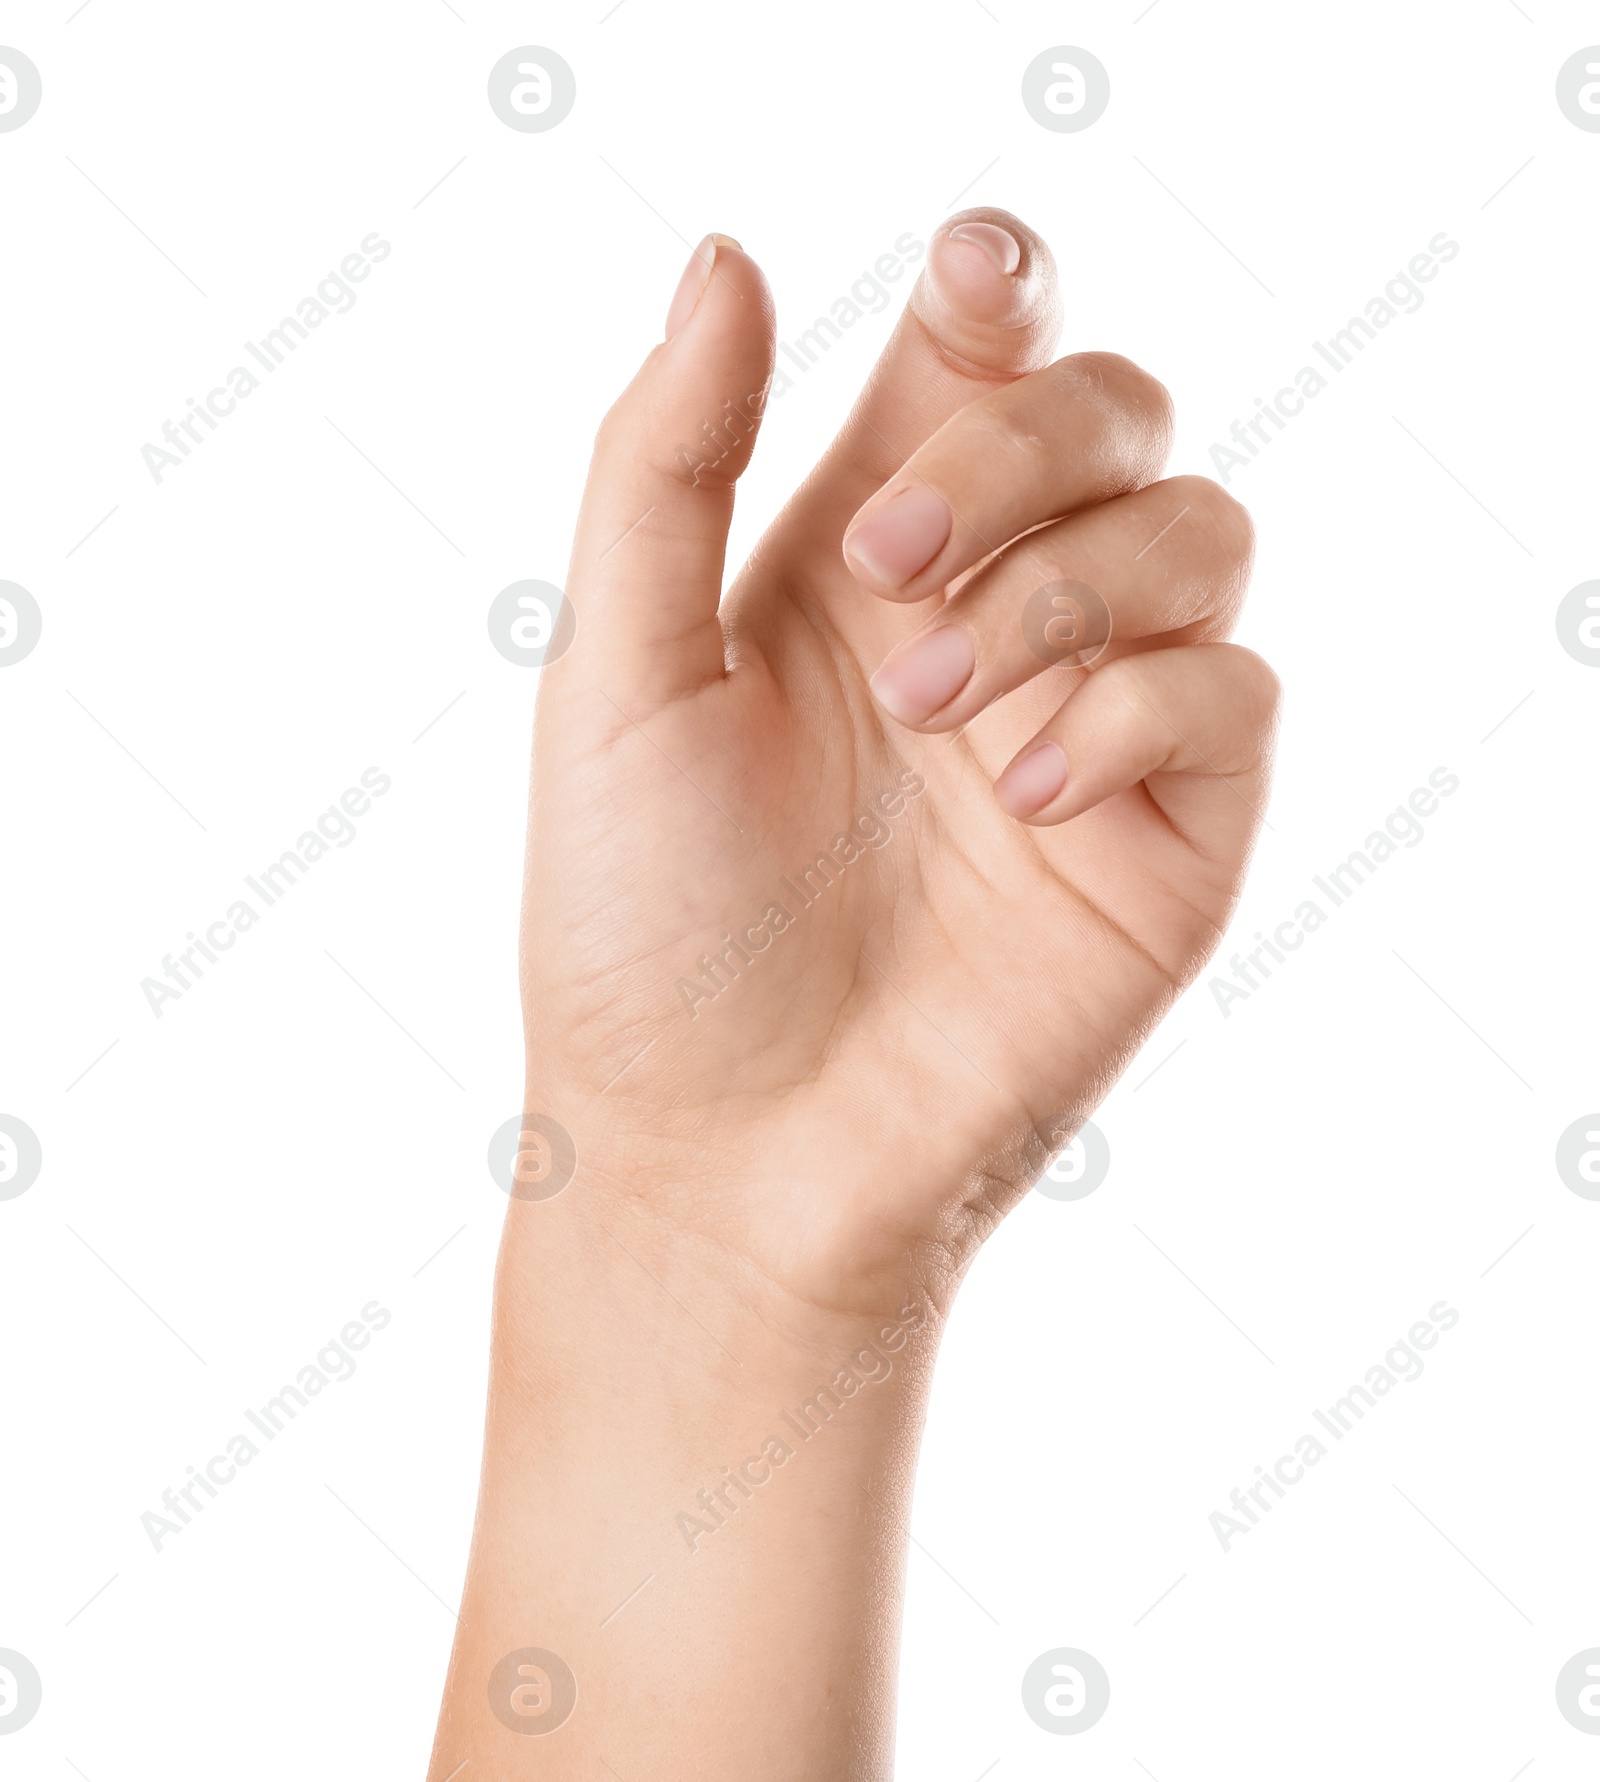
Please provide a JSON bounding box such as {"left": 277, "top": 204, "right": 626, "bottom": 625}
{"left": 427, "top": 207, "right": 1279, "bottom": 1779}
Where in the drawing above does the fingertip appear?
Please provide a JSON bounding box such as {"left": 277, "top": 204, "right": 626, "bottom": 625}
{"left": 629, "top": 234, "right": 775, "bottom": 492}
{"left": 842, "top": 484, "right": 954, "bottom": 596}
{"left": 994, "top": 739, "right": 1069, "bottom": 822}
{"left": 948, "top": 220, "right": 1022, "bottom": 277}
{"left": 584, "top": 229, "right": 777, "bottom": 568}
{"left": 917, "top": 208, "right": 1061, "bottom": 356}
{"left": 664, "top": 234, "right": 774, "bottom": 344}
{"left": 867, "top": 623, "right": 976, "bottom": 727}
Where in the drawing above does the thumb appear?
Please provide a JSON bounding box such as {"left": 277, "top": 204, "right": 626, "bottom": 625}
{"left": 562, "top": 234, "right": 776, "bottom": 708}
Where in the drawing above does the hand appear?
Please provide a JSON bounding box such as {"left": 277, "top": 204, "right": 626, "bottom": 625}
{"left": 429, "top": 207, "right": 1280, "bottom": 1782}
{"left": 526, "top": 207, "right": 1277, "bottom": 1322}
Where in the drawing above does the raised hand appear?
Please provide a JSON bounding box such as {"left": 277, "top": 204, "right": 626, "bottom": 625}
{"left": 428, "top": 209, "right": 1277, "bottom": 1782}
{"left": 524, "top": 207, "right": 1277, "bottom": 1317}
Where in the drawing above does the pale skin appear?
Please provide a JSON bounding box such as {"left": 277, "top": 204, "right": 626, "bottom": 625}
{"left": 427, "top": 208, "right": 1278, "bottom": 1778}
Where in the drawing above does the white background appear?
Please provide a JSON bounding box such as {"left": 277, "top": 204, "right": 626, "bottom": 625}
{"left": 2, "top": 3, "right": 1597, "bottom": 1777}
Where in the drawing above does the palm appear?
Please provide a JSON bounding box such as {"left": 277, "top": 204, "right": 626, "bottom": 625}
{"left": 522, "top": 214, "right": 1273, "bottom": 1310}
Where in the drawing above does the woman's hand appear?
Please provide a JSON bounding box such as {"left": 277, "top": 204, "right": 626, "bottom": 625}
{"left": 525, "top": 206, "right": 1277, "bottom": 1323}
{"left": 429, "top": 208, "right": 1277, "bottom": 1782}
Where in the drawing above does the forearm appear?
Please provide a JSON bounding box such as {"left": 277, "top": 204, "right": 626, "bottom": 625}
{"left": 427, "top": 1181, "right": 942, "bottom": 1780}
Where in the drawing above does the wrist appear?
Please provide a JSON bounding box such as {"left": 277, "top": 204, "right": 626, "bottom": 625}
{"left": 489, "top": 1174, "right": 942, "bottom": 1452}
{"left": 513, "top": 1085, "right": 971, "bottom": 1326}
{"left": 428, "top": 1178, "right": 941, "bottom": 1778}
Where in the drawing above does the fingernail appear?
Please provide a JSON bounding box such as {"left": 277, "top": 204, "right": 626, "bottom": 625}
{"left": 995, "top": 741, "right": 1067, "bottom": 819}
{"left": 948, "top": 221, "right": 1022, "bottom": 276}
{"left": 665, "top": 233, "right": 741, "bottom": 340}
{"left": 844, "top": 486, "right": 953, "bottom": 590}
{"left": 870, "top": 626, "right": 975, "bottom": 726}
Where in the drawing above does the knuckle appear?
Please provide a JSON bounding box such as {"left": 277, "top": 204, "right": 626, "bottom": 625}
{"left": 592, "top": 397, "right": 629, "bottom": 460}
{"left": 1167, "top": 475, "right": 1256, "bottom": 576}
{"left": 1096, "top": 656, "right": 1157, "bottom": 734}
{"left": 1237, "top": 645, "right": 1284, "bottom": 719}
{"left": 1068, "top": 351, "right": 1173, "bottom": 424}
{"left": 1058, "top": 351, "right": 1176, "bottom": 471}
{"left": 1215, "top": 645, "right": 1283, "bottom": 753}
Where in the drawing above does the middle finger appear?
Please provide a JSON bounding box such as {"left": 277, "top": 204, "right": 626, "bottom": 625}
{"left": 865, "top": 474, "right": 1254, "bottom": 732}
